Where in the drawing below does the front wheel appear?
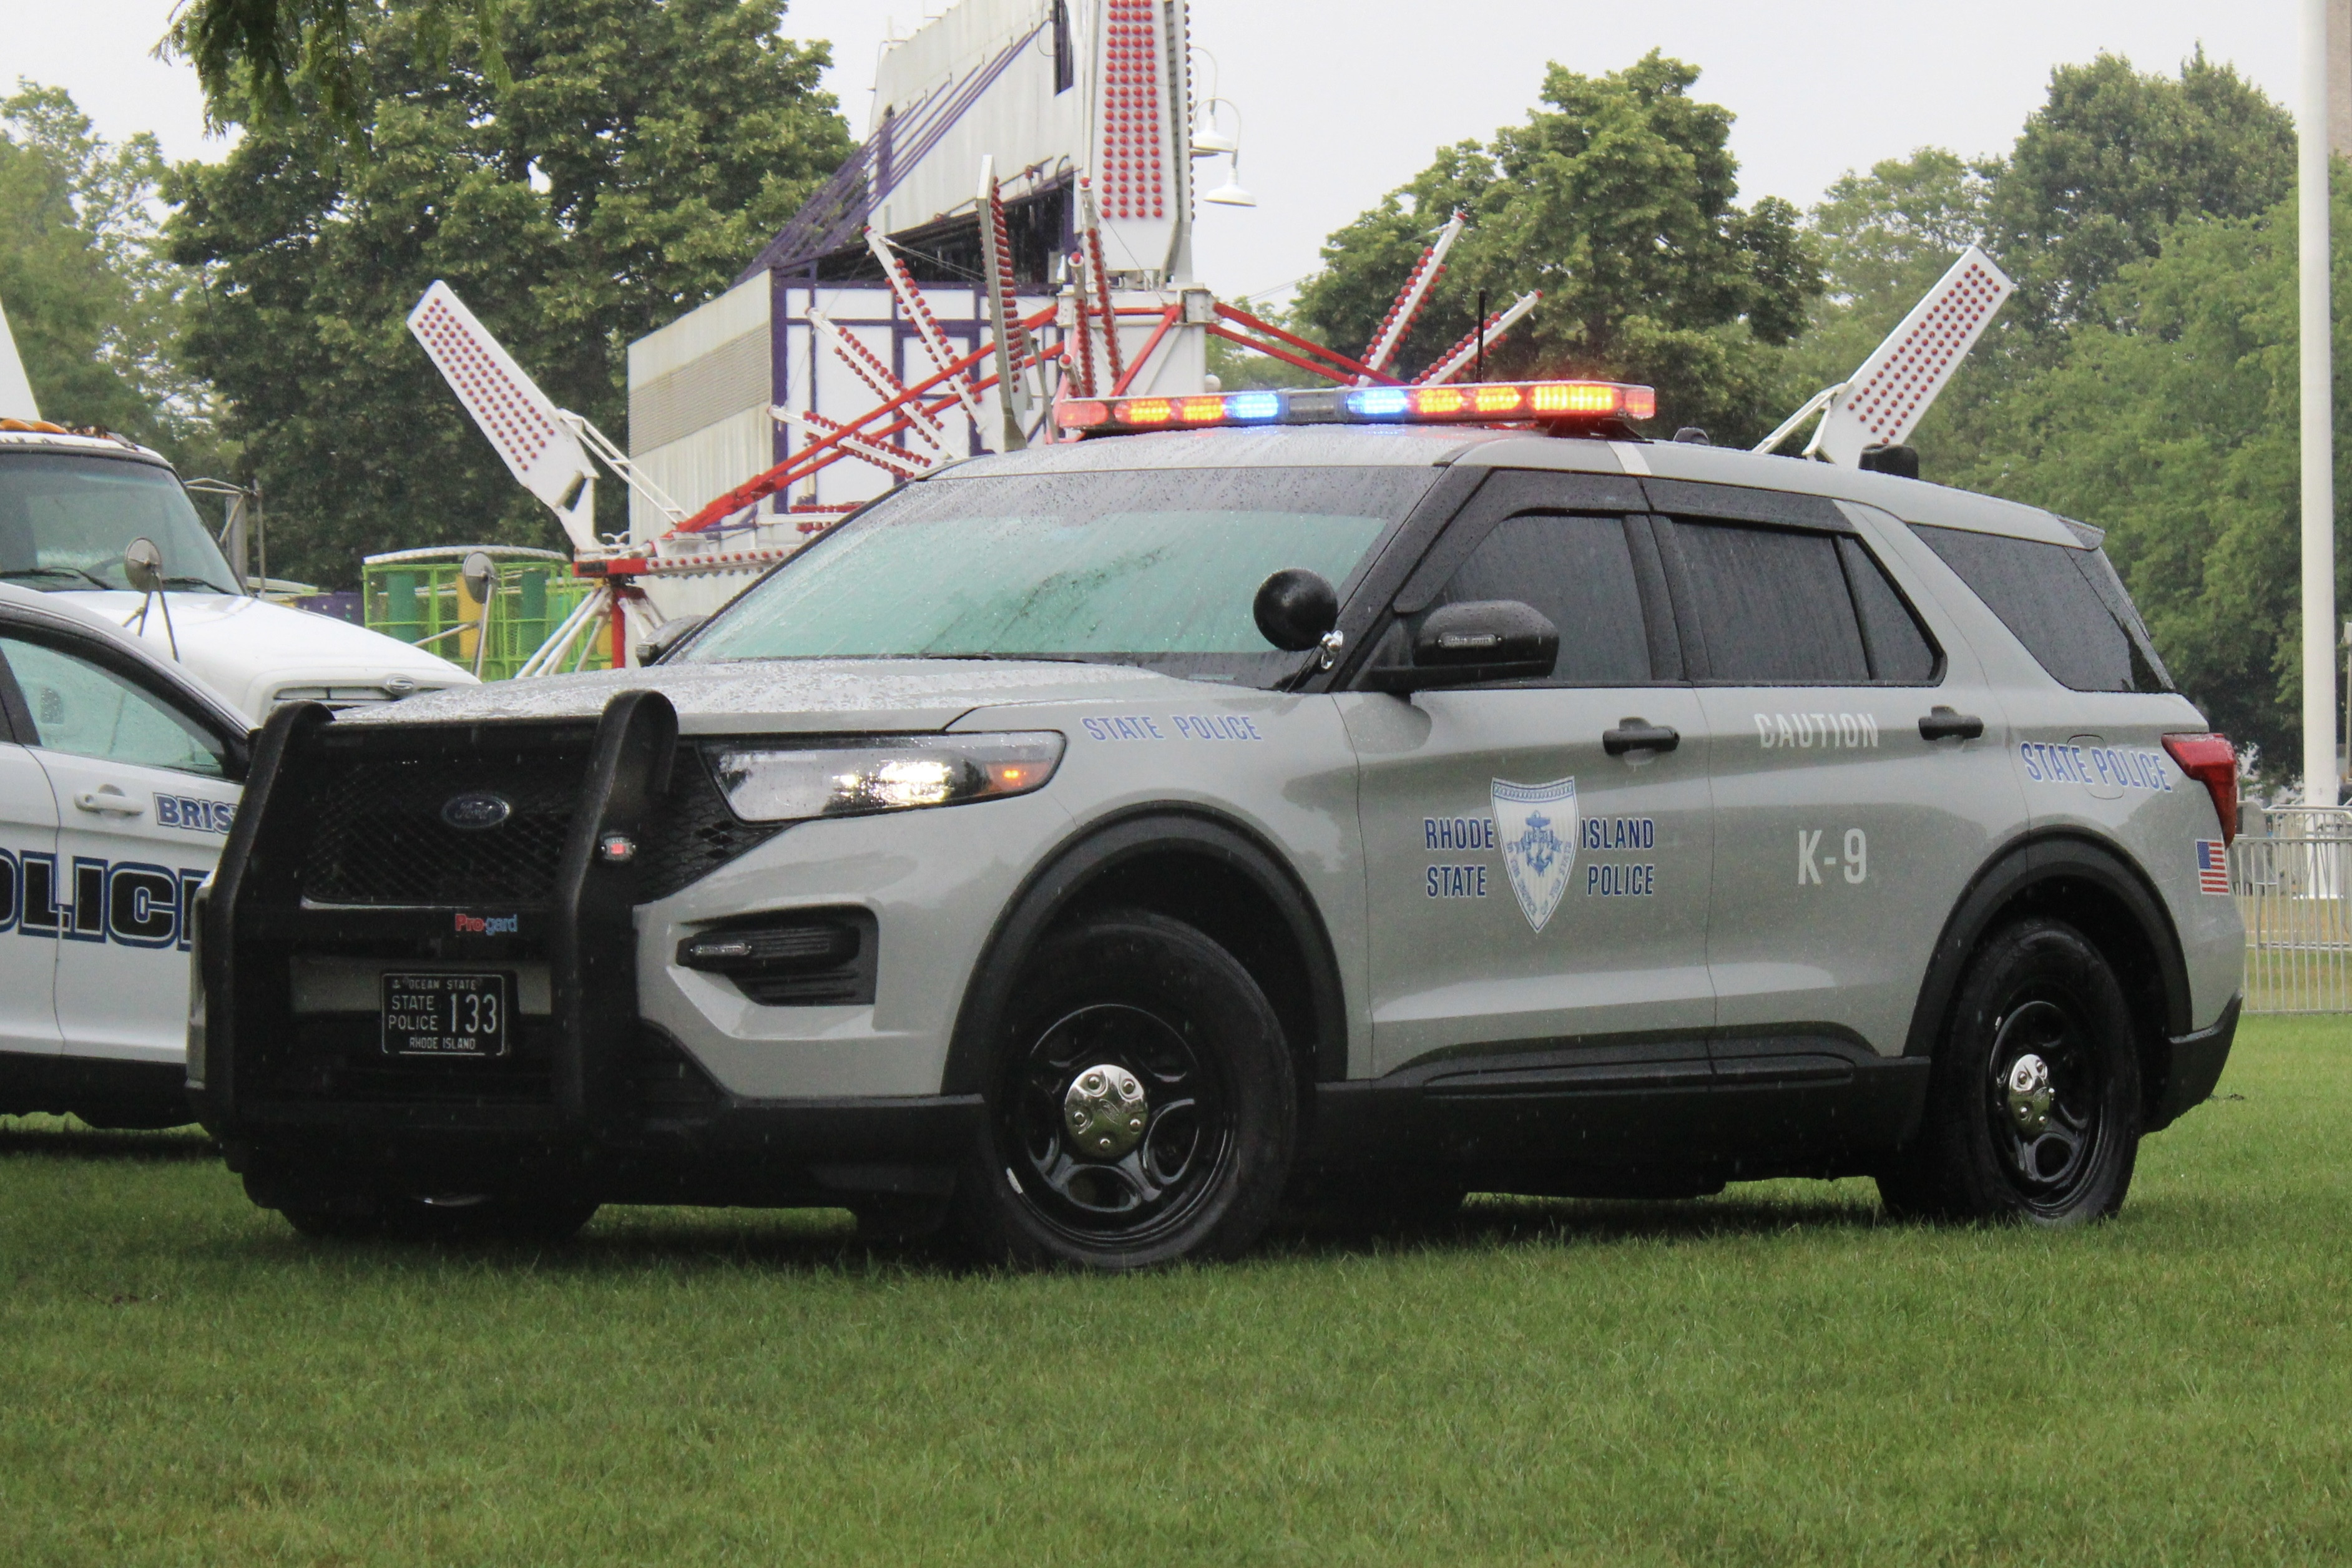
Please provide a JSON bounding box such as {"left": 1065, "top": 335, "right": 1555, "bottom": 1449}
{"left": 1880, "top": 918, "right": 2142, "bottom": 1225}
{"left": 953, "top": 909, "right": 1296, "bottom": 1269}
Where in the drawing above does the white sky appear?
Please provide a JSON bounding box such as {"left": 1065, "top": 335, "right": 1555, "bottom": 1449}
{"left": 0, "top": 0, "right": 2305, "bottom": 304}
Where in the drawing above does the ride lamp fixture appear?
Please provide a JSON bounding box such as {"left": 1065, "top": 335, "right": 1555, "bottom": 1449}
{"left": 1055, "top": 380, "right": 1657, "bottom": 436}
{"left": 713, "top": 732, "right": 1066, "bottom": 822}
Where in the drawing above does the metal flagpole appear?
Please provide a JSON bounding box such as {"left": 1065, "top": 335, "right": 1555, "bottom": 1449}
{"left": 2302, "top": 0, "right": 2338, "bottom": 806}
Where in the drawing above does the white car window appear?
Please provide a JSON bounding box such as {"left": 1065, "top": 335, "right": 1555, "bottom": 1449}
{"left": 1, "top": 634, "right": 227, "bottom": 777}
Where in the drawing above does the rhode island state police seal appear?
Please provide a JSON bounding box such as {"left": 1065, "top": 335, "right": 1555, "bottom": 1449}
{"left": 1492, "top": 777, "right": 1579, "bottom": 933}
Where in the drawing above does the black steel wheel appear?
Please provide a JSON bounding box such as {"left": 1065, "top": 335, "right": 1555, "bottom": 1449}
{"left": 1881, "top": 917, "right": 2142, "bottom": 1224}
{"left": 954, "top": 908, "right": 1295, "bottom": 1268}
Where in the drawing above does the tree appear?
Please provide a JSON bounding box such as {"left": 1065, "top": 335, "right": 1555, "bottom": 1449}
{"left": 0, "top": 84, "right": 213, "bottom": 455}
{"left": 1291, "top": 53, "right": 1821, "bottom": 444}
{"left": 165, "top": 0, "right": 853, "bottom": 587}
{"left": 1983, "top": 50, "right": 2295, "bottom": 335}
{"left": 173, "top": 0, "right": 509, "bottom": 130}
{"left": 1948, "top": 179, "right": 2352, "bottom": 770}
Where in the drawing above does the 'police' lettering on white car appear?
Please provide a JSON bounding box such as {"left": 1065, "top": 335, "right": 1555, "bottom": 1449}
{"left": 1799, "top": 828, "right": 1869, "bottom": 886}
{"left": 1586, "top": 863, "right": 1655, "bottom": 896}
{"left": 1755, "top": 713, "right": 1880, "bottom": 750}
{"left": 2018, "top": 741, "right": 2173, "bottom": 791}
{"left": 0, "top": 848, "right": 209, "bottom": 949}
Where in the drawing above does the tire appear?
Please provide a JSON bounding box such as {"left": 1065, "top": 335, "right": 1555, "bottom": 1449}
{"left": 1879, "top": 918, "right": 2143, "bottom": 1225}
{"left": 951, "top": 908, "right": 1297, "bottom": 1269}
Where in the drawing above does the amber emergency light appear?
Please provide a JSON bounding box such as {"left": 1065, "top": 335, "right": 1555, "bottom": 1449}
{"left": 1054, "top": 380, "right": 1657, "bottom": 436}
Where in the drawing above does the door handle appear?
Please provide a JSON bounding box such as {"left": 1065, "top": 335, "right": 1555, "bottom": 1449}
{"left": 73, "top": 788, "right": 144, "bottom": 816}
{"left": 1918, "top": 706, "right": 1986, "bottom": 742}
{"left": 1602, "top": 719, "right": 1680, "bottom": 756}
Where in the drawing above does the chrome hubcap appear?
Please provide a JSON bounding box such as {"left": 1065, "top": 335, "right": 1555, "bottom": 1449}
{"left": 1064, "top": 1062, "right": 1150, "bottom": 1158}
{"left": 2004, "top": 1052, "right": 2055, "bottom": 1134}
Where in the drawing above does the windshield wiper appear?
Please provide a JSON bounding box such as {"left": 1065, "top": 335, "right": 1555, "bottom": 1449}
{"left": 0, "top": 565, "right": 115, "bottom": 590}
{"left": 158, "top": 575, "right": 233, "bottom": 591}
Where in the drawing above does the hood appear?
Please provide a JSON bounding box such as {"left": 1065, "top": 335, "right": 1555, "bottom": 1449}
{"left": 333, "top": 657, "right": 1203, "bottom": 736}
{"left": 49, "top": 590, "right": 474, "bottom": 720}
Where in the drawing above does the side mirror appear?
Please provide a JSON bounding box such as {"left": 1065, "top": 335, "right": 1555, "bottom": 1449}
{"left": 1363, "top": 600, "right": 1559, "bottom": 693}
{"left": 460, "top": 549, "right": 497, "bottom": 606}
{"left": 124, "top": 537, "right": 164, "bottom": 594}
{"left": 637, "top": 614, "right": 708, "bottom": 665}
{"left": 1252, "top": 569, "right": 1338, "bottom": 652}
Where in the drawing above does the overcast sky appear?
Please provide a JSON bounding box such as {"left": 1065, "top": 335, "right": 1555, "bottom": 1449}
{"left": 2, "top": 1, "right": 2306, "bottom": 303}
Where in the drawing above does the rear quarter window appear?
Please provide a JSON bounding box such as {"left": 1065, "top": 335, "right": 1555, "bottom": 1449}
{"left": 1910, "top": 524, "right": 2172, "bottom": 693}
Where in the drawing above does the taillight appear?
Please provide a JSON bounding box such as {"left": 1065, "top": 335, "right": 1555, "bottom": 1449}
{"left": 2163, "top": 733, "right": 2239, "bottom": 844}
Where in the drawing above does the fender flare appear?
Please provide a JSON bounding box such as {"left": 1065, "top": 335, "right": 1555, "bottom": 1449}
{"left": 1903, "top": 828, "right": 2193, "bottom": 1061}
{"left": 941, "top": 807, "right": 1350, "bottom": 1097}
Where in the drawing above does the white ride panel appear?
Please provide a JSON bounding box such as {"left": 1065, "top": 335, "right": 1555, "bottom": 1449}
{"left": 1812, "top": 247, "right": 2015, "bottom": 467}
{"left": 407, "top": 282, "right": 600, "bottom": 548}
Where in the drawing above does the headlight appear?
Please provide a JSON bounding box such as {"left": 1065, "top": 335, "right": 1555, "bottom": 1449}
{"left": 713, "top": 732, "right": 1066, "bottom": 823}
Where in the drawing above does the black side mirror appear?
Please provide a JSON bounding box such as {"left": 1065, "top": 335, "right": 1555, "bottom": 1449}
{"left": 636, "top": 614, "right": 708, "bottom": 665}
{"left": 1363, "top": 600, "right": 1559, "bottom": 692}
{"left": 1252, "top": 569, "right": 1338, "bottom": 652}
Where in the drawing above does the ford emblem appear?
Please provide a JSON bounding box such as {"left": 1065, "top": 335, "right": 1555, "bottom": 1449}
{"left": 441, "top": 791, "right": 512, "bottom": 831}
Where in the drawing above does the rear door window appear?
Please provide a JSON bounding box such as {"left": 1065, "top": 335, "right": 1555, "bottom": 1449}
{"left": 1665, "top": 519, "right": 1939, "bottom": 686}
{"left": 1910, "top": 524, "right": 2171, "bottom": 692}
{"left": 1429, "top": 514, "right": 1654, "bottom": 685}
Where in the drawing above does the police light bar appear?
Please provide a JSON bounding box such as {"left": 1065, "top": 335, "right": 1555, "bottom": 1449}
{"left": 1054, "top": 380, "right": 1657, "bottom": 435}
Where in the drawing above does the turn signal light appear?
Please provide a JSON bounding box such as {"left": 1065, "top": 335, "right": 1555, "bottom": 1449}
{"left": 2163, "top": 733, "right": 2240, "bottom": 843}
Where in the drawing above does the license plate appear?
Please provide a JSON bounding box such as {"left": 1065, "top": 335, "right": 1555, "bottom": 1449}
{"left": 381, "top": 973, "right": 511, "bottom": 1059}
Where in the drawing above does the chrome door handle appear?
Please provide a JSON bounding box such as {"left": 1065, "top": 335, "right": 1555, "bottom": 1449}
{"left": 73, "top": 788, "right": 144, "bottom": 816}
{"left": 1918, "top": 706, "right": 1986, "bottom": 742}
{"left": 1602, "top": 719, "right": 1680, "bottom": 756}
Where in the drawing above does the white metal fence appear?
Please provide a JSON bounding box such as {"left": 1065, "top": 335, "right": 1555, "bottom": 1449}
{"left": 2232, "top": 806, "right": 2352, "bottom": 1012}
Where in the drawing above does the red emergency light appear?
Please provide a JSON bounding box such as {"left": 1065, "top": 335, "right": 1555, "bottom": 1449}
{"left": 1054, "top": 380, "right": 1657, "bottom": 436}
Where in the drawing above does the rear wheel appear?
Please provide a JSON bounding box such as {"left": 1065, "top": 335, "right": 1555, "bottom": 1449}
{"left": 1880, "top": 918, "right": 2142, "bottom": 1225}
{"left": 953, "top": 909, "right": 1296, "bottom": 1269}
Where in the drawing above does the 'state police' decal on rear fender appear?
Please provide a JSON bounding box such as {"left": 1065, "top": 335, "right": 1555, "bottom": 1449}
{"left": 0, "top": 850, "right": 210, "bottom": 949}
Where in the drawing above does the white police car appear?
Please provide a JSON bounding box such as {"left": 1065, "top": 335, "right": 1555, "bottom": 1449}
{"left": 194, "top": 381, "right": 2245, "bottom": 1262}
{"left": 0, "top": 585, "right": 250, "bottom": 1128}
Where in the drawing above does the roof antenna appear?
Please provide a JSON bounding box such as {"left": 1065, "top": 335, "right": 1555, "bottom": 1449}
{"left": 1475, "top": 288, "right": 1487, "bottom": 383}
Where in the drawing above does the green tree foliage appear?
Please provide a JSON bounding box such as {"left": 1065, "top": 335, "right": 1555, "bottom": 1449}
{"left": 1985, "top": 50, "right": 2295, "bottom": 335}
{"left": 1293, "top": 53, "right": 1821, "bottom": 444}
{"left": 0, "top": 85, "right": 213, "bottom": 454}
{"left": 1948, "top": 182, "right": 2352, "bottom": 770}
{"left": 165, "top": 0, "right": 853, "bottom": 588}
{"left": 172, "top": 0, "right": 509, "bottom": 130}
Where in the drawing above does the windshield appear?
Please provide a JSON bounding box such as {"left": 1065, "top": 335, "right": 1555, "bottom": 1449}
{"left": 684, "top": 466, "right": 1436, "bottom": 685}
{"left": 0, "top": 453, "right": 242, "bottom": 595}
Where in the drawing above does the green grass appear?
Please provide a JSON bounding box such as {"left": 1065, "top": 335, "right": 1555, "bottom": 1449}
{"left": 3, "top": 1018, "right": 2349, "bottom": 1566}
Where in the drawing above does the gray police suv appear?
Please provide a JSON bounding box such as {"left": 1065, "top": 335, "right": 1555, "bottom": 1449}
{"left": 194, "top": 381, "right": 2244, "bottom": 1265}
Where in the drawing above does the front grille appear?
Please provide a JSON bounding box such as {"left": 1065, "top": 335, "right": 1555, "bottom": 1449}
{"left": 297, "top": 727, "right": 783, "bottom": 909}
{"left": 303, "top": 740, "right": 590, "bottom": 904}
{"left": 639, "top": 750, "right": 786, "bottom": 901}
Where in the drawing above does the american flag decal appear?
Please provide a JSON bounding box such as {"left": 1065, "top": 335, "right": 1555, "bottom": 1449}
{"left": 2195, "top": 840, "right": 2232, "bottom": 896}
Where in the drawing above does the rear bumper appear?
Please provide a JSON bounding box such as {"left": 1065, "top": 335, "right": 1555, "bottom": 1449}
{"left": 2150, "top": 992, "right": 2240, "bottom": 1131}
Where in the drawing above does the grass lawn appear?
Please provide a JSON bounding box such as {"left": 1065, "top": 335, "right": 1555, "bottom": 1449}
{"left": 2, "top": 1017, "right": 2348, "bottom": 1566}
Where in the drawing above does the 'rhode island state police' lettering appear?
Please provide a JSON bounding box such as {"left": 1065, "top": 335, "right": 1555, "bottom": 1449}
{"left": 1580, "top": 816, "right": 1655, "bottom": 851}
{"left": 1426, "top": 864, "right": 1488, "bottom": 898}
{"left": 1423, "top": 816, "right": 1498, "bottom": 851}
{"left": 2019, "top": 742, "right": 2172, "bottom": 791}
{"left": 1755, "top": 712, "right": 1880, "bottom": 750}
